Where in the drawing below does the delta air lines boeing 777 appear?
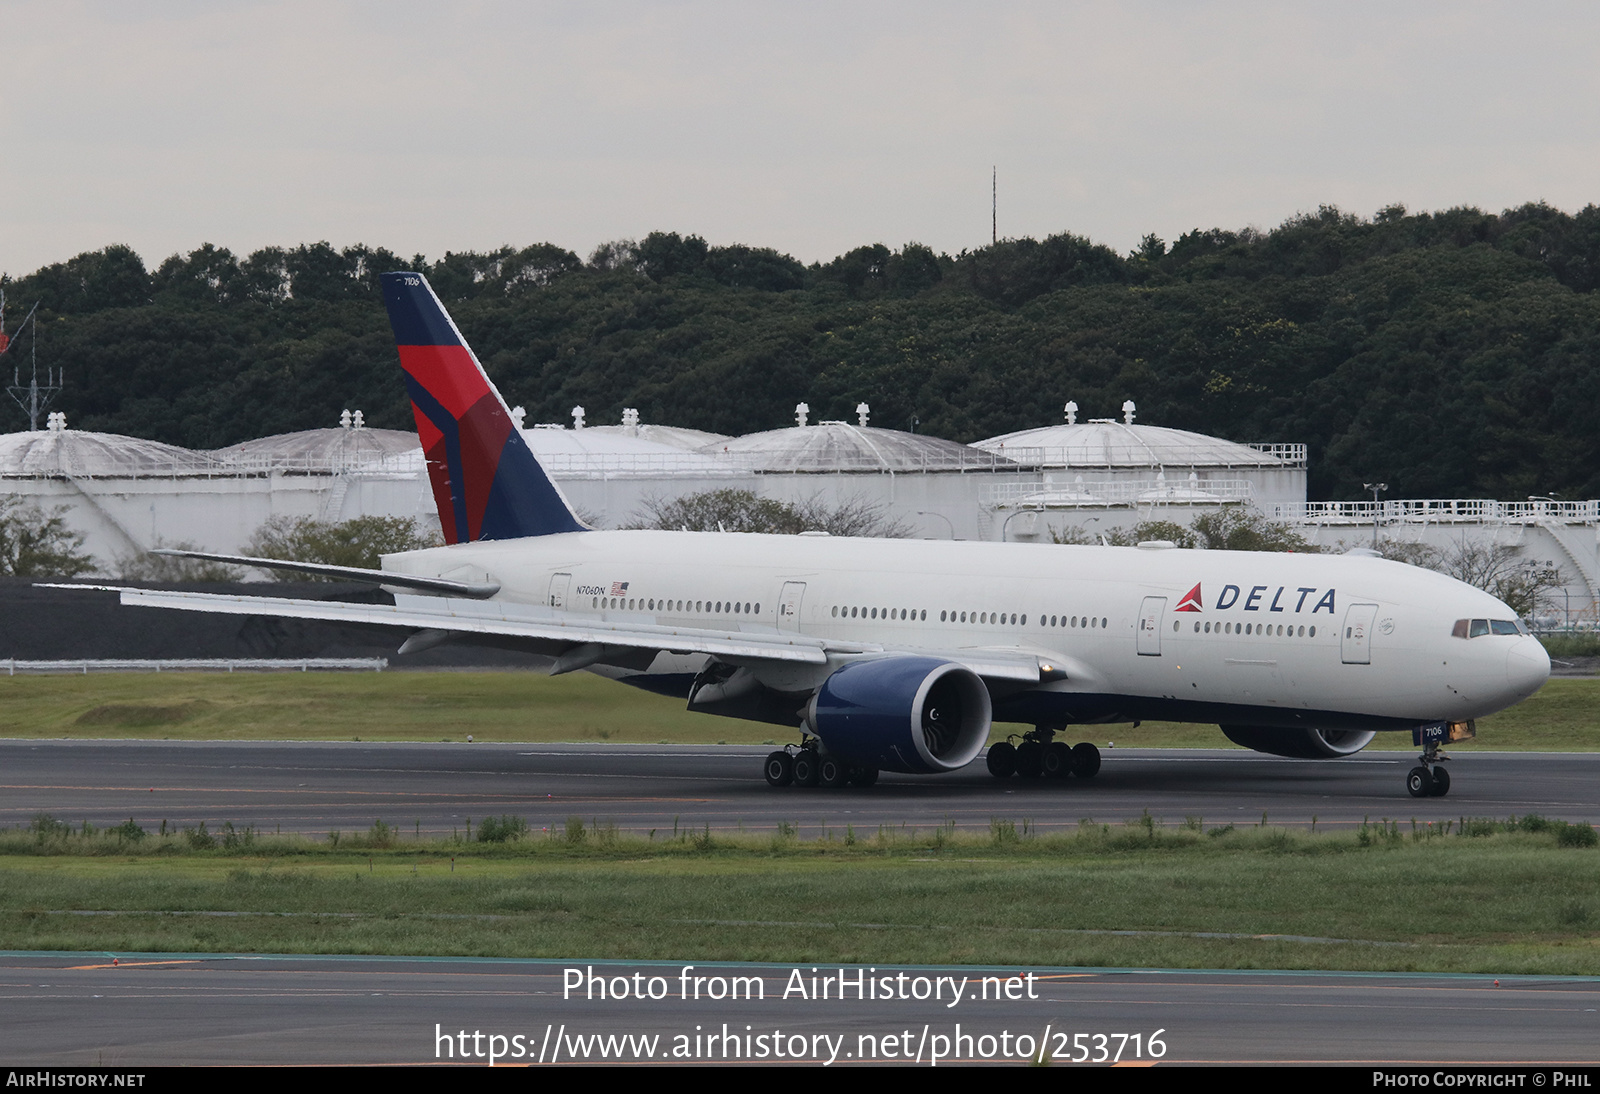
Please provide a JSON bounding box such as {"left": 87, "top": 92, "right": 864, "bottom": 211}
{"left": 112, "top": 273, "right": 1550, "bottom": 798}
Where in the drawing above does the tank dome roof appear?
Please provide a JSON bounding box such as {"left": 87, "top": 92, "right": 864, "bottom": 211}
{"left": 209, "top": 427, "right": 419, "bottom": 468}
{"left": 975, "top": 420, "right": 1290, "bottom": 468}
{"left": 702, "top": 422, "right": 1009, "bottom": 472}
{"left": 0, "top": 425, "right": 212, "bottom": 476}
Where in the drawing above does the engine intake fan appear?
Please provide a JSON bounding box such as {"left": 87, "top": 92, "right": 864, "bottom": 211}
{"left": 807, "top": 656, "right": 992, "bottom": 774}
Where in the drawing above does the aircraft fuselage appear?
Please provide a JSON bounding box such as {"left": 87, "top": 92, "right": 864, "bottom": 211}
{"left": 382, "top": 530, "right": 1549, "bottom": 734}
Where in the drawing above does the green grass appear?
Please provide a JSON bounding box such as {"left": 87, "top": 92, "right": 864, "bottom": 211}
{"left": 4, "top": 819, "right": 1599, "bottom": 972}
{"left": 1, "top": 672, "right": 1596, "bottom": 750}
{"left": 0, "top": 671, "right": 714, "bottom": 743}
{"left": 1541, "top": 633, "right": 1600, "bottom": 658}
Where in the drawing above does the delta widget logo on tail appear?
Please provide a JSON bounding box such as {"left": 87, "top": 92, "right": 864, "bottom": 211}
{"left": 1176, "top": 583, "right": 1203, "bottom": 612}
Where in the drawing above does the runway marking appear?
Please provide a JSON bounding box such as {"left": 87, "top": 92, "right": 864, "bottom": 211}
{"left": 665, "top": 918, "right": 1411, "bottom": 945}
{"left": 0, "top": 782, "right": 718, "bottom": 800}
{"left": 62, "top": 960, "right": 200, "bottom": 970}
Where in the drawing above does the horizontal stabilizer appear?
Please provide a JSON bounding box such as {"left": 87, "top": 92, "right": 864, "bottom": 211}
{"left": 145, "top": 549, "right": 500, "bottom": 598}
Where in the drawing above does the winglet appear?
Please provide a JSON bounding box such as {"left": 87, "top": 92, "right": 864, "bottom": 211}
{"left": 380, "top": 272, "right": 586, "bottom": 543}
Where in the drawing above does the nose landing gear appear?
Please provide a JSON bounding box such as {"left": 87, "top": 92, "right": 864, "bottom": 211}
{"left": 1406, "top": 739, "right": 1451, "bottom": 798}
{"left": 1404, "top": 723, "right": 1462, "bottom": 797}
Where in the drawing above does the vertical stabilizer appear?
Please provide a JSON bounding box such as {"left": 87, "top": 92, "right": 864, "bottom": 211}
{"left": 380, "top": 272, "right": 586, "bottom": 543}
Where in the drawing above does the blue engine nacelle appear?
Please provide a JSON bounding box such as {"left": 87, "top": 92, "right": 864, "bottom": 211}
{"left": 1219, "top": 725, "right": 1376, "bottom": 758}
{"left": 806, "top": 656, "right": 992, "bottom": 774}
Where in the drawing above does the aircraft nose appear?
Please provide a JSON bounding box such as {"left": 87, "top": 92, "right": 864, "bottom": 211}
{"left": 1505, "top": 637, "right": 1550, "bottom": 701}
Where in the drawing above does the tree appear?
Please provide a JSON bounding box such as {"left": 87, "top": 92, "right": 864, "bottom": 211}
{"left": 1053, "top": 519, "right": 1194, "bottom": 547}
{"left": 629, "top": 489, "right": 912, "bottom": 538}
{"left": 245, "top": 515, "right": 441, "bottom": 579}
{"left": 1189, "top": 506, "right": 1318, "bottom": 552}
{"left": 1375, "top": 537, "right": 1560, "bottom": 618}
{"left": 703, "top": 245, "right": 807, "bottom": 292}
{"left": 636, "top": 232, "right": 709, "bottom": 282}
{"left": 1437, "top": 541, "right": 1561, "bottom": 619}
{"left": 0, "top": 498, "right": 95, "bottom": 576}
{"left": 1050, "top": 507, "right": 1316, "bottom": 551}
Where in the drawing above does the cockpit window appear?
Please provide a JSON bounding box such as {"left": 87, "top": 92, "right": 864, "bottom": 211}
{"left": 1454, "top": 618, "right": 1528, "bottom": 638}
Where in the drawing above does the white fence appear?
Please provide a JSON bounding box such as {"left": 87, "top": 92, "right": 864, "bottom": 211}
{"left": 985, "top": 477, "right": 1256, "bottom": 508}
{"left": 1275, "top": 499, "right": 1600, "bottom": 525}
{"left": 980, "top": 442, "right": 1306, "bottom": 469}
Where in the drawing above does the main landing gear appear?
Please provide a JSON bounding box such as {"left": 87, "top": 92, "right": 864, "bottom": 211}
{"left": 986, "top": 727, "right": 1101, "bottom": 782}
{"left": 1406, "top": 740, "right": 1452, "bottom": 798}
{"left": 764, "top": 738, "right": 878, "bottom": 790}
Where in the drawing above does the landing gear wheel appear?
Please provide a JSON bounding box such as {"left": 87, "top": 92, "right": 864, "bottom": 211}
{"left": 1014, "top": 740, "right": 1044, "bottom": 778}
{"left": 1042, "top": 741, "right": 1075, "bottom": 779}
{"left": 1071, "top": 742, "right": 1102, "bottom": 779}
{"left": 1406, "top": 766, "right": 1434, "bottom": 798}
{"left": 793, "top": 749, "right": 821, "bottom": 788}
{"left": 1428, "top": 766, "right": 1451, "bottom": 797}
{"left": 818, "top": 757, "right": 850, "bottom": 789}
{"left": 986, "top": 741, "right": 1017, "bottom": 778}
{"left": 850, "top": 767, "right": 879, "bottom": 787}
{"left": 763, "top": 750, "right": 794, "bottom": 787}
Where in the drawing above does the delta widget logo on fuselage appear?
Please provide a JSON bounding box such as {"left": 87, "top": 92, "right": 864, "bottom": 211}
{"left": 1174, "top": 582, "right": 1337, "bottom": 615}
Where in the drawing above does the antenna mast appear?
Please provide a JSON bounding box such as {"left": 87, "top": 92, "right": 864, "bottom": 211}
{"left": 992, "top": 166, "right": 997, "bottom": 245}
{"left": 2, "top": 292, "right": 58, "bottom": 431}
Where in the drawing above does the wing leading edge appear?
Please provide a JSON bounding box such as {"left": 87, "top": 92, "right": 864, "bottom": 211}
{"left": 70, "top": 585, "right": 1046, "bottom": 682}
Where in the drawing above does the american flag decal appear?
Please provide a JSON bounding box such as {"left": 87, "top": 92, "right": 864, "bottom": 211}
{"left": 610, "top": 581, "right": 630, "bottom": 596}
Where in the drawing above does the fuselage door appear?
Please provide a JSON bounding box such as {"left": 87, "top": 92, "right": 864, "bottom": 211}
{"left": 1341, "top": 603, "right": 1379, "bottom": 664}
{"left": 548, "top": 572, "right": 572, "bottom": 610}
{"left": 777, "top": 581, "right": 806, "bottom": 632}
{"left": 1137, "top": 595, "right": 1167, "bottom": 656}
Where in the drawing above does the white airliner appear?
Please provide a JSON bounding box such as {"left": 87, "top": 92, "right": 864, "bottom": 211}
{"left": 110, "top": 273, "right": 1549, "bottom": 798}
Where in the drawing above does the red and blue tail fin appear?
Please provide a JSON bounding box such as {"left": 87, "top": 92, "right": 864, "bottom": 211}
{"left": 380, "top": 272, "right": 586, "bottom": 543}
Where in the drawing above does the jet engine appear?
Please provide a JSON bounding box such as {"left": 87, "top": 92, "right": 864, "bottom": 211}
{"left": 1219, "top": 725, "right": 1376, "bottom": 759}
{"left": 807, "top": 656, "right": 992, "bottom": 774}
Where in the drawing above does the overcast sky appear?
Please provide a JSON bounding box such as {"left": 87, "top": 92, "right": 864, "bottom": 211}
{"left": 3, "top": 1, "right": 1598, "bottom": 276}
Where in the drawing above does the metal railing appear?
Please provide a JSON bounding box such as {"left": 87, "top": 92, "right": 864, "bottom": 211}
{"left": 977, "top": 442, "right": 1306, "bottom": 469}
{"left": 1244, "top": 443, "right": 1309, "bottom": 465}
{"left": 0, "top": 451, "right": 415, "bottom": 481}
{"left": 3, "top": 440, "right": 1309, "bottom": 477}
{"left": 986, "top": 477, "right": 1256, "bottom": 508}
{"left": 695, "top": 450, "right": 1022, "bottom": 474}
{"left": 1, "top": 447, "right": 1030, "bottom": 478}
{"left": 1275, "top": 499, "right": 1600, "bottom": 524}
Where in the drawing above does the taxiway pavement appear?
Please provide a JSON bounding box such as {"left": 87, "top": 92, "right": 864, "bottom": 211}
{"left": 2, "top": 740, "right": 1596, "bottom": 837}
{"left": 2, "top": 953, "right": 1596, "bottom": 1066}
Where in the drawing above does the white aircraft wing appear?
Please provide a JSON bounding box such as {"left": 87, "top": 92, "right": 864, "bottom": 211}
{"left": 45, "top": 585, "right": 1049, "bottom": 683}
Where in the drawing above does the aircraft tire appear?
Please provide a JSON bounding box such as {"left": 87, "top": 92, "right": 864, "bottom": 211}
{"left": 793, "top": 749, "right": 822, "bottom": 788}
{"left": 1428, "top": 766, "right": 1451, "bottom": 797}
{"left": 1014, "top": 741, "right": 1044, "bottom": 778}
{"left": 1042, "top": 741, "right": 1074, "bottom": 779}
{"left": 818, "top": 757, "right": 850, "bottom": 789}
{"left": 1406, "top": 766, "right": 1434, "bottom": 797}
{"left": 1071, "top": 742, "right": 1102, "bottom": 778}
{"left": 850, "top": 767, "right": 879, "bottom": 787}
{"left": 764, "top": 751, "right": 794, "bottom": 787}
{"left": 986, "top": 742, "right": 1017, "bottom": 778}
